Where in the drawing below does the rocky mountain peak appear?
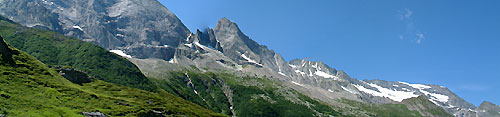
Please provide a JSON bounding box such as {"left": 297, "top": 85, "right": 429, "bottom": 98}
{"left": 217, "top": 17, "right": 236, "bottom": 28}
{"left": 479, "top": 101, "right": 498, "bottom": 107}
{"left": 215, "top": 17, "right": 238, "bottom": 33}
{"left": 214, "top": 17, "right": 244, "bottom": 47}
{"left": 476, "top": 101, "right": 500, "bottom": 117}
{"left": 0, "top": 0, "right": 190, "bottom": 61}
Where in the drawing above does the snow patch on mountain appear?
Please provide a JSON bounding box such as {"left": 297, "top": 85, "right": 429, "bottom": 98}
{"left": 341, "top": 86, "right": 356, "bottom": 94}
{"left": 421, "top": 89, "right": 449, "bottom": 103}
{"left": 184, "top": 43, "right": 193, "bottom": 48}
{"left": 308, "top": 69, "right": 314, "bottom": 77}
{"left": 275, "top": 56, "right": 287, "bottom": 77}
{"left": 292, "top": 81, "right": 304, "bottom": 87}
{"left": 185, "top": 72, "right": 199, "bottom": 95}
{"left": 353, "top": 83, "right": 419, "bottom": 102}
{"left": 278, "top": 72, "right": 287, "bottom": 76}
{"left": 315, "top": 70, "right": 339, "bottom": 80}
{"left": 399, "top": 82, "right": 431, "bottom": 89}
{"left": 241, "top": 53, "right": 262, "bottom": 66}
{"left": 116, "top": 34, "right": 124, "bottom": 37}
{"left": 447, "top": 105, "right": 457, "bottom": 108}
{"left": 398, "top": 82, "right": 449, "bottom": 103}
{"left": 186, "top": 33, "right": 192, "bottom": 41}
{"left": 328, "top": 89, "right": 334, "bottom": 93}
{"left": 194, "top": 41, "right": 213, "bottom": 51}
{"left": 110, "top": 50, "right": 132, "bottom": 58}
{"left": 72, "top": 25, "right": 83, "bottom": 31}
{"left": 295, "top": 70, "right": 306, "bottom": 75}
{"left": 168, "top": 58, "right": 176, "bottom": 64}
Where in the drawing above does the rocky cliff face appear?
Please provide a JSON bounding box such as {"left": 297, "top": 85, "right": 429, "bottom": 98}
{"left": 0, "top": 0, "right": 190, "bottom": 60}
{"left": 214, "top": 18, "right": 286, "bottom": 74}
{"left": 476, "top": 101, "right": 500, "bottom": 117}
{"left": 2, "top": 1, "right": 498, "bottom": 116}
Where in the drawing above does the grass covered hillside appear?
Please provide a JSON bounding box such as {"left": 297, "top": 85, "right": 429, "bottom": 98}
{"left": 0, "top": 36, "right": 224, "bottom": 116}
{"left": 339, "top": 96, "right": 452, "bottom": 117}
{"left": 401, "top": 96, "right": 453, "bottom": 117}
{"left": 149, "top": 70, "right": 342, "bottom": 117}
{"left": 0, "top": 16, "right": 156, "bottom": 91}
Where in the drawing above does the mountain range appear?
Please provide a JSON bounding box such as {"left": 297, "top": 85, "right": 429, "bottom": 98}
{"left": 0, "top": 0, "right": 498, "bottom": 116}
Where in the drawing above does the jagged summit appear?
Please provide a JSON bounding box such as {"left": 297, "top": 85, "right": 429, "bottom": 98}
{"left": 215, "top": 17, "right": 238, "bottom": 33}
{"left": 218, "top": 17, "right": 234, "bottom": 25}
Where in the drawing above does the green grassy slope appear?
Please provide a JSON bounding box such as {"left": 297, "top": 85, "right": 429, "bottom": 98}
{"left": 340, "top": 99, "right": 423, "bottom": 117}
{"left": 151, "top": 70, "right": 342, "bottom": 117}
{"left": 401, "top": 96, "right": 453, "bottom": 117}
{"left": 0, "top": 37, "right": 224, "bottom": 116}
{"left": 151, "top": 71, "right": 233, "bottom": 115}
{"left": 0, "top": 16, "right": 156, "bottom": 91}
{"left": 339, "top": 97, "right": 451, "bottom": 117}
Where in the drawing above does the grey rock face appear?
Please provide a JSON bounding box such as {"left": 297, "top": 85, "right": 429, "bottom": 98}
{"left": 215, "top": 18, "right": 273, "bottom": 68}
{"left": 195, "top": 29, "right": 223, "bottom": 52}
{"left": 476, "top": 101, "right": 500, "bottom": 117}
{"left": 287, "top": 59, "right": 362, "bottom": 100}
{"left": 167, "top": 29, "right": 241, "bottom": 72}
{"left": 0, "top": 0, "right": 190, "bottom": 60}
{"left": 454, "top": 109, "right": 477, "bottom": 117}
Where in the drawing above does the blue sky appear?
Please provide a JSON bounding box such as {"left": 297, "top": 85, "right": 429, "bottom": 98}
{"left": 160, "top": 0, "right": 500, "bottom": 106}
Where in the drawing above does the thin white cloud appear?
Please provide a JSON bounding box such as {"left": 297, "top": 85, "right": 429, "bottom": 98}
{"left": 399, "top": 8, "right": 413, "bottom": 20}
{"left": 416, "top": 33, "right": 425, "bottom": 44}
{"left": 398, "top": 8, "right": 425, "bottom": 44}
